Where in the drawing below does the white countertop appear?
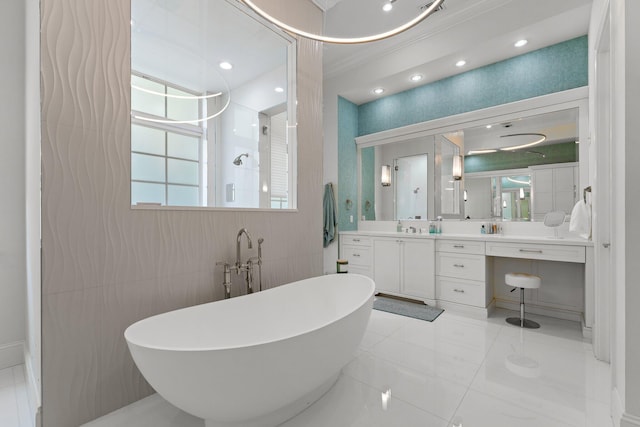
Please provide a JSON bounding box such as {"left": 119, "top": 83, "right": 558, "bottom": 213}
{"left": 340, "top": 230, "right": 593, "bottom": 247}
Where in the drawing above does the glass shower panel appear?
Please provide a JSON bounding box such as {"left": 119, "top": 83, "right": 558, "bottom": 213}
{"left": 395, "top": 154, "right": 428, "bottom": 220}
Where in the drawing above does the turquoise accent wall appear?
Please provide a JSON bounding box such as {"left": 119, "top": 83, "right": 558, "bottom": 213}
{"left": 464, "top": 141, "right": 579, "bottom": 173}
{"left": 338, "top": 96, "right": 359, "bottom": 232}
{"left": 357, "top": 36, "right": 588, "bottom": 136}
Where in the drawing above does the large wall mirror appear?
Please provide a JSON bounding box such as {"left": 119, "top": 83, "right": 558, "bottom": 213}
{"left": 357, "top": 92, "right": 587, "bottom": 222}
{"left": 131, "top": 0, "right": 297, "bottom": 209}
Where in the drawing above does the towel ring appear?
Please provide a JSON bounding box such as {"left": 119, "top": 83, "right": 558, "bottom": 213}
{"left": 345, "top": 199, "right": 353, "bottom": 210}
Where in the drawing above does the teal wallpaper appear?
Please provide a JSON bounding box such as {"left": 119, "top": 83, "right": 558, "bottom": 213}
{"left": 337, "top": 36, "right": 587, "bottom": 230}
{"left": 338, "top": 96, "right": 359, "bottom": 232}
{"left": 464, "top": 141, "right": 579, "bottom": 173}
{"left": 357, "top": 36, "right": 588, "bottom": 136}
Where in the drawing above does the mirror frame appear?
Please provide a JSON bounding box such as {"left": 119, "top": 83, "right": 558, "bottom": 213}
{"left": 356, "top": 87, "right": 589, "bottom": 222}
{"left": 130, "top": 0, "right": 298, "bottom": 212}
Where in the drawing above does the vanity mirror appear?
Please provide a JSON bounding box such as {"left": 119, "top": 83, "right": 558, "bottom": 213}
{"left": 130, "top": 0, "right": 297, "bottom": 209}
{"left": 357, "top": 93, "right": 586, "bottom": 222}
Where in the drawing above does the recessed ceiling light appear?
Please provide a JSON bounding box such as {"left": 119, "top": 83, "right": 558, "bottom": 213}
{"left": 456, "top": 60, "right": 466, "bottom": 67}
{"left": 373, "top": 88, "right": 385, "bottom": 95}
{"left": 514, "top": 39, "right": 528, "bottom": 48}
{"left": 219, "top": 61, "right": 233, "bottom": 70}
{"left": 274, "top": 87, "right": 284, "bottom": 93}
{"left": 410, "top": 74, "right": 424, "bottom": 82}
{"left": 486, "top": 124, "right": 492, "bottom": 129}
{"left": 382, "top": 0, "right": 395, "bottom": 12}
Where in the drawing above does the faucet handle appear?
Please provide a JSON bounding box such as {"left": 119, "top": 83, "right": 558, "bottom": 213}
{"left": 215, "top": 262, "right": 232, "bottom": 285}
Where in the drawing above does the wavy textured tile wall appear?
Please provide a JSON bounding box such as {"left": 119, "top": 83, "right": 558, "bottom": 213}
{"left": 40, "top": 0, "right": 323, "bottom": 425}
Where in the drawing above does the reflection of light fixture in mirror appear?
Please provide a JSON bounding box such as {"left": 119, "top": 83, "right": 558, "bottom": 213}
{"left": 240, "top": 0, "right": 445, "bottom": 44}
{"left": 499, "top": 133, "right": 547, "bottom": 151}
{"left": 233, "top": 153, "right": 249, "bottom": 166}
{"left": 381, "top": 388, "right": 391, "bottom": 411}
{"left": 503, "top": 200, "right": 507, "bottom": 208}
{"left": 131, "top": 78, "right": 231, "bottom": 125}
{"left": 464, "top": 189, "right": 468, "bottom": 201}
{"left": 506, "top": 177, "right": 531, "bottom": 186}
{"left": 452, "top": 155, "right": 462, "bottom": 180}
{"left": 467, "top": 149, "right": 497, "bottom": 155}
{"left": 519, "top": 188, "right": 525, "bottom": 200}
{"left": 381, "top": 165, "right": 391, "bottom": 187}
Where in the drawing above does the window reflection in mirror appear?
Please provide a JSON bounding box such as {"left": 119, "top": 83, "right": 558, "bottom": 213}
{"left": 130, "top": 0, "right": 296, "bottom": 209}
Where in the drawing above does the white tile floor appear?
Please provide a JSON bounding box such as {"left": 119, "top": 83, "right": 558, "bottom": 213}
{"left": 0, "top": 365, "right": 33, "bottom": 427}
{"left": 76, "top": 307, "right": 611, "bottom": 427}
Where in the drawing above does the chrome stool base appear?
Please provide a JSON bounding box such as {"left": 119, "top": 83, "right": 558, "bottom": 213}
{"left": 506, "top": 317, "right": 540, "bottom": 329}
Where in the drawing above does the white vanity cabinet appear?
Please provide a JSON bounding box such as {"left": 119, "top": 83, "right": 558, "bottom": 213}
{"left": 531, "top": 163, "right": 579, "bottom": 220}
{"left": 436, "top": 239, "right": 492, "bottom": 315}
{"left": 372, "top": 237, "right": 435, "bottom": 302}
{"left": 339, "top": 235, "right": 373, "bottom": 278}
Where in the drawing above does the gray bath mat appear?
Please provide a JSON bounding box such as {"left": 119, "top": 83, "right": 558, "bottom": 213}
{"left": 373, "top": 295, "right": 444, "bottom": 322}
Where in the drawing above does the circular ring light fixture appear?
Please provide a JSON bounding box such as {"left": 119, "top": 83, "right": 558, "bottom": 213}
{"left": 239, "top": 0, "right": 446, "bottom": 44}
{"left": 499, "top": 133, "right": 547, "bottom": 151}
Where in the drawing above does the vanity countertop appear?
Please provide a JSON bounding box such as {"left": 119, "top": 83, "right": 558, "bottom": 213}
{"left": 340, "top": 230, "right": 593, "bottom": 247}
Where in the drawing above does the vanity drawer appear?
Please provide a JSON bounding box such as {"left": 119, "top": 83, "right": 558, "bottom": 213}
{"left": 341, "top": 235, "right": 372, "bottom": 247}
{"left": 437, "top": 277, "right": 486, "bottom": 307}
{"left": 436, "top": 253, "right": 485, "bottom": 280}
{"left": 341, "top": 245, "right": 372, "bottom": 267}
{"left": 436, "top": 240, "right": 485, "bottom": 255}
{"left": 485, "top": 242, "right": 585, "bottom": 263}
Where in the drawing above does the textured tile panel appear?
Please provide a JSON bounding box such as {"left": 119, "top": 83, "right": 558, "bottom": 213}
{"left": 41, "top": 0, "right": 323, "bottom": 425}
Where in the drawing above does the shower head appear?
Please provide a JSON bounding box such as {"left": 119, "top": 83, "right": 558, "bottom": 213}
{"left": 233, "top": 153, "right": 249, "bottom": 166}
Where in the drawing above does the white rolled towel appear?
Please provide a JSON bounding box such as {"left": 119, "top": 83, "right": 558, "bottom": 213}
{"left": 569, "top": 200, "right": 591, "bottom": 238}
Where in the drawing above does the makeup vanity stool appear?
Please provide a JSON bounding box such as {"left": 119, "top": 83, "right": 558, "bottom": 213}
{"left": 505, "top": 273, "right": 542, "bottom": 329}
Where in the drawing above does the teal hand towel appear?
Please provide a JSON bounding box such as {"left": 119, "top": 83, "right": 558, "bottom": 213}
{"left": 323, "top": 183, "right": 337, "bottom": 247}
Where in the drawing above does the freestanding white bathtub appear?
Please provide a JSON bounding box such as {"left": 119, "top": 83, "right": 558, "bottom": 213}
{"left": 124, "top": 273, "right": 375, "bottom": 427}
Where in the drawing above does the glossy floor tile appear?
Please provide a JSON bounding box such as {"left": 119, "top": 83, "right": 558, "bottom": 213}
{"left": 0, "top": 365, "right": 33, "bottom": 427}
{"left": 82, "top": 308, "right": 613, "bottom": 427}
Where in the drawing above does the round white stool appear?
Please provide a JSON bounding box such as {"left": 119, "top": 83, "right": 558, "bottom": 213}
{"left": 505, "top": 273, "right": 541, "bottom": 329}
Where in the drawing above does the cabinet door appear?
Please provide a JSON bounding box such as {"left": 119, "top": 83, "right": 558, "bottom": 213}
{"left": 373, "top": 239, "right": 400, "bottom": 293}
{"left": 402, "top": 239, "right": 435, "bottom": 299}
{"left": 532, "top": 168, "right": 553, "bottom": 219}
{"left": 553, "top": 166, "right": 577, "bottom": 214}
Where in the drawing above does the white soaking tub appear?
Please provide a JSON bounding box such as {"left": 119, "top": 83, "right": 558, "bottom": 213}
{"left": 125, "top": 273, "right": 375, "bottom": 427}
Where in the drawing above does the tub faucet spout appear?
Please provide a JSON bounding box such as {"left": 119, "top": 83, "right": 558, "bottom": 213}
{"left": 236, "top": 228, "right": 253, "bottom": 271}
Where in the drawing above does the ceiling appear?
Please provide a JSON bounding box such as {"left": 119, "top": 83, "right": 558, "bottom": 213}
{"left": 321, "top": 0, "right": 593, "bottom": 105}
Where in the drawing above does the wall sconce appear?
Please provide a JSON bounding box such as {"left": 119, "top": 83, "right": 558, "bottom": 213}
{"left": 381, "top": 165, "right": 391, "bottom": 187}
{"left": 452, "top": 155, "right": 463, "bottom": 181}
{"left": 464, "top": 189, "right": 468, "bottom": 202}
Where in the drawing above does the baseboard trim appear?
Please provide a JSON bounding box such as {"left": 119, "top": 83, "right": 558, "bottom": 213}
{"left": 610, "top": 387, "right": 640, "bottom": 427}
{"left": 621, "top": 412, "right": 640, "bottom": 427}
{"left": 0, "top": 341, "right": 24, "bottom": 370}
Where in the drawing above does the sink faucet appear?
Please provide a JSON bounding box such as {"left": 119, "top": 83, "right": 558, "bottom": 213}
{"left": 236, "top": 228, "right": 253, "bottom": 271}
